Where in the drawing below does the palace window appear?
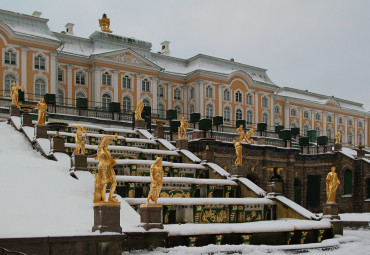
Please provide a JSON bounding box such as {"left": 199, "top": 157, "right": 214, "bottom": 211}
{"left": 262, "top": 96, "right": 268, "bottom": 108}
{"left": 57, "top": 89, "right": 64, "bottom": 105}
{"left": 174, "top": 105, "right": 181, "bottom": 116}
{"left": 275, "top": 105, "right": 280, "bottom": 114}
{"left": 358, "top": 133, "right": 364, "bottom": 145}
{"left": 236, "top": 109, "right": 243, "bottom": 121}
{"left": 34, "top": 78, "right": 46, "bottom": 98}
{"left": 76, "top": 91, "right": 86, "bottom": 99}
{"left": 34, "top": 54, "right": 45, "bottom": 70}
{"left": 205, "top": 85, "right": 213, "bottom": 98}
{"left": 348, "top": 119, "right": 353, "bottom": 126}
{"left": 205, "top": 104, "right": 214, "bottom": 118}
{"left": 315, "top": 126, "right": 321, "bottom": 136}
{"left": 158, "top": 103, "right": 165, "bottom": 118}
{"left": 76, "top": 71, "right": 86, "bottom": 85}
{"left": 246, "top": 93, "right": 253, "bottom": 105}
{"left": 359, "top": 121, "right": 363, "bottom": 128}
{"left": 247, "top": 110, "right": 253, "bottom": 125}
{"left": 348, "top": 131, "right": 354, "bottom": 145}
{"left": 143, "top": 99, "right": 150, "bottom": 107}
{"left": 223, "top": 89, "right": 230, "bottom": 101}
{"left": 4, "top": 49, "right": 16, "bottom": 65}
{"left": 291, "top": 108, "right": 297, "bottom": 117}
{"left": 291, "top": 122, "right": 297, "bottom": 128}
{"left": 189, "top": 104, "right": 195, "bottom": 114}
{"left": 327, "top": 115, "right": 333, "bottom": 123}
{"left": 262, "top": 112, "right": 268, "bottom": 124}
{"left": 102, "top": 72, "right": 112, "bottom": 86}
{"left": 158, "top": 85, "right": 165, "bottom": 98}
{"left": 142, "top": 79, "right": 150, "bottom": 92}
{"left": 327, "top": 128, "right": 333, "bottom": 139}
{"left": 102, "top": 93, "right": 111, "bottom": 110}
{"left": 235, "top": 91, "right": 242, "bottom": 103}
{"left": 4, "top": 74, "right": 16, "bottom": 95}
{"left": 122, "top": 96, "right": 131, "bottom": 112}
{"left": 174, "top": 88, "right": 181, "bottom": 100}
{"left": 190, "top": 87, "right": 195, "bottom": 99}
{"left": 303, "top": 125, "right": 310, "bottom": 136}
{"left": 58, "top": 67, "right": 64, "bottom": 82}
{"left": 315, "top": 112, "right": 321, "bottom": 121}
{"left": 122, "top": 75, "right": 131, "bottom": 89}
{"left": 304, "top": 111, "right": 309, "bottom": 119}
{"left": 223, "top": 107, "right": 231, "bottom": 122}
{"left": 339, "top": 117, "right": 343, "bottom": 124}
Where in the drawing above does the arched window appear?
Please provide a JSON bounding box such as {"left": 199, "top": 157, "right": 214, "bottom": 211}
{"left": 189, "top": 104, "right": 195, "bottom": 114}
{"left": 344, "top": 169, "right": 352, "bottom": 195}
{"left": 57, "top": 89, "right": 64, "bottom": 105}
{"left": 275, "top": 118, "right": 281, "bottom": 126}
{"left": 142, "top": 78, "right": 150, "bottom": 92}
{"left": 76, "top": 91, "right": 86, "bottom": 99}
{"left": 358, "top": 133, "right": 364, "bottom": 145}
{"left": 348, "top": 131, "right": 354, "bottom": 145}
{"left": 34, "top": 54, "right": 45, "bottom": 70}
{"left": 102, "top": 94, "right": 111, "bottom": 110}
{"left": 205, "top": 85, "right": 213, "bottom": 98}
{"left": 122, "top": 75, "right": 131, "bottom": 89}
{"left": 76, "top": 71, "right": 85, "bottom": 85}
{"left": 236, "top": 109, "right": 242, "bottom": 121}
{"left": 348, "top": 119, "right": 353, "bottom": 126}
{"left": 304, "top": 111, "right": 309, "bottom": 119}
{"left": 246, "top": 93, "right": 253, "bottom": 105}
{"left": 327, "top": 128, "right": 334, "bottom": 139}
{"left": 122, "top": 96, "right": 131, "bottom": 112}
{"left": 291, "top": 122, "right": 297, "bottom": 128}
{"left": 359, "top": 121, "right": 363, "bottom": 128}
{"left": 4, "top": 74, "right": 16, "bottom": 95}
{"left": 235, "top": 91, "right": 242, "bottom": 103}
{"left": 58, "top": 67, "right": 63, "bottom": 82}
{"left": 339, "top": 117, "right": 343, "bottom": 124}
{"left": 158, "top": 103, "right": 165, "bottom": 118}
{"left": 4, "top": 49, "right": 16, "bottom": 65}
{"left": 247, "top": 110, "right": 253, "bottom": 125}
{"left": 315, "top": 126, "right": 322, "bottom": 136}
{"left": 262, "top": 96, "right": 268, "bottom": 108}
{"left": 275, "top": 105, "right": 280, "bottom": 114}
{"left": 205, "top": 104, "right": 213, "bottom": 118}
{"left": 174, "top": 105, "right": 181, "bottom": 117}
{"left": 174, "top": 88, "right": 181, "bottom": 100}
{"left": 189, "top": 87, "right": 195, "bottom": 99}
{"left": 158, "top": 85, "right": 165, "bottom": 98}
{"left": 262, "top": 113, "right": 268, "bottom": 124}
{"left": 102, "top": 72, "right": 112, "bottom": 86}
{"left": 327, "top": 114, "right": 333, "bottom": 123}
{"left": 315, "top": 112, "right": 321, "bottom": 121}
{"left": 223, "top": 107, "right": 231, "bottom": 122}
{"left": 223, "top": 89, "right": 230, "bottom": 101}
{"left": 303, "top": 125, "right": 310, "bottom": 136}
{"left": 291, "top": 108, "right": 297, "bottom": 117}
{"left": 34, "top": 78, "right": 46, "bottom": 98}
{"left": 143, "top": 99, "right": 150, "bottom": 107}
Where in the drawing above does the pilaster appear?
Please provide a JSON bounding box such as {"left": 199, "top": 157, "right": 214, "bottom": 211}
{"left": 168, "top": 82, "right": 172, "bottom": 109}
{"left": 323, "top": 111, "right": 327, "bottom": 136}
{"left": 270, "top": 94, "right": 275, "bottom": 128}
{"left": 354, "top": 118, "right": 358, "bottom": 146}
{"left": 284, "top": 100, "right": 289, "bottom": 128}
{"left": 218, "top": 84, "right": 223, "bottom": 116}
{"left": 198, "top": 80, "right": 204, "bottom": 116}
{"left": 113, "top": 70, "right": 119, "bottom": 102}
{"left": 365, "top": 117, "right": 368, "bottom": 147}
{"left": 50, "top": 52, "right": 57, "bottom": 94}
{"left": 255, "top": 91, "right": 259, "bottom": 124}
{"left": 20, "top": 46, "right": 28, "bottom": 100}
{"left": 93, "top": 67, "right": 101, "bottom": 108}
{"left": 67, "top": 65, "right": 73, "bottom": 106}
{"left": 152, "top": 78, "right": 158, "bottom": 114}
{"left": 136, "top": 74, "right": 142, "bottom": 103}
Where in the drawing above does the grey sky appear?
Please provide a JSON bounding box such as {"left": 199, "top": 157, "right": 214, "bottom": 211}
{"left": 2, "top": 0, "right": 369, "bottom": 110}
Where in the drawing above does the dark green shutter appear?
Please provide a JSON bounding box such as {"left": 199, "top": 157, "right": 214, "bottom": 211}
{"left": 344, "top": 170, "right": 352, "bottom": 195}
{"left": 306, "top": 175, "right": 321, "bottom": 207}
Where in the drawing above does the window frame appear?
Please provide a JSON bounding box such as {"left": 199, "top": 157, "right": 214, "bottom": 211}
{"left": 142, "top": 78, "right": 150, "bottom": 92}
{"left": 4, "top": 73, "right": 16, "bottom": 96}
{"left": 76, "top": 71, "right": 86, "bottom": 85}
{"left": 102, "top": 93, "right": 112, "bottom": 110}
{"left": 247, "top": 110, "right": 253, "bottom": 125}
{"left": 235, "top": 91, "right": 242, "bottom": 103}
{"left": 102, "top": 71, "right": 112, "bottom": 86}
{"left": 34, "top": 78, "right": 46, "bottom": 99}
{"left": 261, "top": 96, "right": 268, "bottom": 108}
{"left": 122, "top": 96, "right": 132, "bottom": 112}
{"left": 262, "top": 112, "right": 268, "bottom": 124}
{"left": 205, "top": 85, "right": 213, "bottom": 98}
{"left": 174, "top": 88, "right": 181, "bottom": 100}
{"left": 34, "top": 54, "right": 46, "bottom": 70}
{"left": 122, "top": 75, "right": 131, "bottom": 89}
{"left": 4, "top": 49, "right": 16, "bottom": 65}
{"left": 205, "top": 104, "right": 214, "bottom": 119}
{"left": 236, "top": 109, "right": 243, "bottom": 121}
{"left": 223, "top": 89, "right": 230, "bottom": 101}
{"left": 223, "top": 106, "right": 231, "bottom": 122}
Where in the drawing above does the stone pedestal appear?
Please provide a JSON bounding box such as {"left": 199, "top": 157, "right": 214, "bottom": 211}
{"left": 268, "top": 180, "right": 283, "bottom": 194}
{"left": 176, "top": 139, "right": 188, "bottom": 150}
{"left": 51, "top": 136, "right": 65, "bottom": 153}
{"left": 230, "top": 165, "right": 245, "bottom": 176}
{"left": 192, "top": 130, "right": 204, "bottom": 139}
{"left": 92, "top": 204, "right": 122, "bottom": 234}
{"left": 21, "top": 113, "right": 33, "bottom": 127}
{"left": 34, "top": 124, "right": 48, "bottom": 139}
{"left": 139, "top": 204, "right": 164, "bottom": 231}
{"left": 323, "top": 203, "right": 343, "bottom": 235}
{"left": 154, "top": 126, "right": 165, "bottom": 139}
{"left": 135, "top": 120, "right": 146, "bottom": 129}
{"left": 356, "top": 149, "right": 365, "bottom": 158}
{"left": 257, "top": 137, "right": 266, "bottom": 145}
{"left": 10, "top": 105, "right": 20, "bottom": 116}
{"left": 334, "top": 144, "right": 342, "bottom": 151}
{"left": 201, "top": 149, "right": 214, "bottom": 162}
{"left": 71, "top": 154, "right": 88, "bottom": 171}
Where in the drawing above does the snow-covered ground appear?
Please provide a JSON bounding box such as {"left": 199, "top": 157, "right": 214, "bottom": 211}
{"left": 0, "top": 122, "right": 140, "bottom": 238}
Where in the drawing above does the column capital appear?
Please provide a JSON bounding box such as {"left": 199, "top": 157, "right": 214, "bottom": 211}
{"left": 67, "top": 65, "right": 73, "bottom": 71}
{"left": 20, "top": 46, "right": 29, "bottom": 52}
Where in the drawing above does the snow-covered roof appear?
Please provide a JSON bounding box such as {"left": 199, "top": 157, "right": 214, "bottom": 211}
{"left": 116, "top": 176, "right": 237, "bottom": 185}
{"left": 204, "top": 162, "right": 231, "bottom": 178}
{"left": 238, "top": 177, "right": 267, "bottom": 197}
{"left": 339, "top": 147, "right": 357, "bottom": 159}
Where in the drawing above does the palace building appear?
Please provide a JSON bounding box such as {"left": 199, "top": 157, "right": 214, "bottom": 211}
{"left": 0, "top": 8, "right": 368, "bottom": 148}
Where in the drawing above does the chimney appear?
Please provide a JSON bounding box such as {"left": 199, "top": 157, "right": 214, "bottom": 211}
{"left": 65, "top": 23, "right": 75, "bottom": 35}
{"left": 32, "top": 11, "right": 42, "bottom": 17}
{"left": 160, "top": 41, "right": 170, "bottom": 56}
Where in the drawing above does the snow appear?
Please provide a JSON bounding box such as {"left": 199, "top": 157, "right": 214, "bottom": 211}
{"left": 157, "top": 138, "right": 177, "bottom": 150}
{"left": 271, "top": 195, "right": 321, "bottom": 220}
{"left": 137, "top": 129, "right": 154, "bottom": 140}
{"left": 116, "top": 176, "right": 237, "bottom": 185}
{"left": 22, "top": 126, "right": 35, "bottom": 141}
{"left": 340, "top": 147, "right": 357, "bottom": 159}
{"left": 10, "top": 116, "right": 21, "bottom": 129}
{"left": 178, "top": 149, "right": 202, "bottom": 163}
{"left": 36, "top": 138, "right": 51, "bottom": 155}
{"left": 238, "top": 177, "right": 267, "bottom": 197}
{"left": 204, "top": 162, "right": 231, "bottom": 178}
{"left": 339, "top": 213, "right": 370, "bottom": 222}
{"left": 0, "top": 122, "right": 140, "bottom": 237}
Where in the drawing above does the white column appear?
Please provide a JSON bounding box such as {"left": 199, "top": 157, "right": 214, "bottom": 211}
{"left": 354, "top": 118, "right": 358, "bottom": 146}
{"left": 20, "top": 46, "right": 28, "bottom": 99}
{"left": 152, "top": 78, "right": 158, "bottom": 114}
{"left": 67, "top": 65, "right": 73, "bottom": 106}
{"left": 334, "top": 114, "right": 338, "bottom": 135}
{"left": 323, "top": 111, "right": 327, "bottom": 135}
{"left": 168, "top": 83, "right": 172, "bottom": 109}
{"left": 255, "top": 92, "right": 259, "bottom": 125}
{"left": 218, "top": 84, "right": 223, "bottom": 116}
{"left": 311, "top": 111, "right": 315, "bottom": 130}
{"left": 136, "top": 74, "right": 141, "bottom": 104}
{"left": 198, "top": 80, "right": 204, "bottom": 116}
{"left": 50, "top": 52, "right": 57, "bottom": 94}
{"left": 299, "top": 107, "right": 303, "bottom": 133}
{"left": 344, "top": 117, "right": 348, "bottom": 144}
{"left": 92, "top": 67, "right": 101, "bottom": 107}
{"left": 113, "top": 70, "right": 119, "bottom": 102}
{"left": 184, "top": 84, "right": 188, "bottom": 117}
{"left": 284, "top": 101, "right": 289, "bottom": 128}
{"left": 365, "top": 117, "right": 368, "bottom": 147}
{"left": 270, "top": 95, "right": 275, "bottom": 128}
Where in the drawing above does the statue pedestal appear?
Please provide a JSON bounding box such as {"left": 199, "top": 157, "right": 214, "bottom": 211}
{"left": 71, "top": 154, "right": 88, "bottom": 171}
{"left": 92, "top": 203, "right": 122, "bottom": 234}
{"left": 51, "top": 136, "right": 65, "bottom": 153}
{"left": 323, "top": 203, "right": 343, "bottom": 235}
{"left": 139, "top": 204, "right": 164, "bottom": 231}
{"left": 34, "top": 124, "right": 48, "bottom": 139}
{"left": 334, "top": 144, "right": 342, "bottom": 151}
{"left": 192, "top": 130, "right": 204, "bottom": 139}
{"left": 154, "top": 126, "right": 165, "bottom": 139}
{"left": 201, "top": 149, "right": 214, "bottom": 162}
{"left": 268, "top": 180, "right": 283, "bottom": 194}
{"left": 176, "top": 139, "right": 188, "bottom": 150}
{"left": 10, "top": 105, "right": 20, "bottom": 116}
{"left": 21, "top": 113, "right": 33, "bottom": 127}
{"left": 135, "top": 120, "right": 146, "bottom": 129}
{"left": 230, "top": 165, "right": 244, "bottom": 176}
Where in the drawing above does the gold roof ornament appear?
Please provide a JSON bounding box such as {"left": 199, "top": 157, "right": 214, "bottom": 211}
{"left": 99, "top": 13, "right": 112, "bottom": 33}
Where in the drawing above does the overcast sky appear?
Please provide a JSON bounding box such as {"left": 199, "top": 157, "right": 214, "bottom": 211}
{"left": 2, "top": 0, "right": 369, "bottom": 111}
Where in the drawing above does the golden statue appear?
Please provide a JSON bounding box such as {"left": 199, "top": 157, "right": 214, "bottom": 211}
{"left": 99, "top": 13, "right": 112, "bottom": 33}
{"left": 335, "top": 131, "right": 341, "bottom": 144}
{"left": 10, "top": 82, "right": 24, "bottom": 106}
{"left": 36, "top": 98, "right": 47, "bottom": 125}
{"left": 326, "top": 166, "right": 340, "bottom": 204}
{"left": 178, "top": 114, "right": 189, "bottom": 140}
{"left": 135, "top": 99, "right": 144, "bottom": 120}
{"left": 233, "top": 139, "right": 242, "bottom": 165}
{"left": 73, "top": 125, "right": 87, "bottom": 155}
{"left": 244, "top": 128, "right": 256, "bottom": 144}
{"left": 93, "top": 135, "right": 119, "bottom": 204}
{"left": 146, "top": 157, "right": 164, "bottom": 205}
{"left": 236, "top": 124, "right": 246, "bottom": 142}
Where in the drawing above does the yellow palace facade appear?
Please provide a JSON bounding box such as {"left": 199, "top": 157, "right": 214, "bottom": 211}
{"left": 0, "top": 9, "right": 368, "bottom": 148}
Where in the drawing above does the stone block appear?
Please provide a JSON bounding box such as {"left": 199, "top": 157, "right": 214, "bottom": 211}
{"left": 51, "top": 136, "right": 65, "bottom": 153}
{"left": 72, "top": 154, "right": 88, "bottom": 171}
{"left": 230, "top": 165, "right": 245, "bottom": 176}
{"left": 135, "top": 120, "right": 146, "bottom": 129}
{"left": 334, "top": 144, "right": 342, "bottom": 151}
{"left": 34, "top": 124, "right": 48, "bottom": 139}
{"left": 21, "top": 113, "right": 33, "bottom": 127}
{"left": 154, "top": 126, "right": 165, "bottom": 139}
{"left": 139, "top": 204, "right": 164, "bottom": 231}
{"left": 92, "top": 204, "right": 122, "bottom": 234}
{"left": 323, "top": 203, "right": 339, "bottom": 217}
{"left": 192, "top": 130, "right": 204, "bottom": 139}
{"left": 10, "top": 105, "right": 20, "bottom": 116}
{"left": 176, "top": 139, "right": 188, "bottom": 150}
{"left": 268, "top": 181, "right": 283, "bottom": 194}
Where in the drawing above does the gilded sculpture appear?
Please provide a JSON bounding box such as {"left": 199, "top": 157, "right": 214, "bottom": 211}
{"left": 326, "top": 166, "right": 340, "bottom": 204}
{"left": 73, "top": 125, "right": 87, "bottom": 155}
{"left": 93, "top": 135, "right": 119, "bottom": 205}
{"left": 233, "top": 139, "right": 242, "bottom": 165}
{"left": 236, "top": 125, "right": 255, "bottom": 144}
{"left": 10, "top": 82, "right": 24, "bottom": 106}
{"left": 135, "top": 99, "right": 144, "bottom": 120}
{"left": 146, "top": 157, "right": 164, "bottom": 205}
{"left": 335, "top": 131, "right": 341, "bottom": 144}
{"left": 178, "top": 114, "right": 189, "bottom": 140}
{"left": 236, "top": 124, "right": 246, "bottom": 142}
{"left": 99, "top": 14, "right": 112, "bottom": 33}
{"left": 36, "top": 98, "right": 47, "bottom": 125}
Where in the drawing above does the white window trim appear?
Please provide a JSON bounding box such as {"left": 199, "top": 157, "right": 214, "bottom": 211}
{"left": 33, "top": 52, "right": 48, "bottom": 72}
{"left": 3, "top": 47, "right": 19, "bottom": 68}
{"left": 75, "top": 69, "right": 87, "bottom": 86}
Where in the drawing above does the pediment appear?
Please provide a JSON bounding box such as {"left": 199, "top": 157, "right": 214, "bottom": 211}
{"left": 325, "top": 98, "right": 340, "bottom": 108}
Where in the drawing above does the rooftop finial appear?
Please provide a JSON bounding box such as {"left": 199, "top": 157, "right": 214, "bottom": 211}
{"left": 99, "top": 13, "right": 112, "bottom": 33}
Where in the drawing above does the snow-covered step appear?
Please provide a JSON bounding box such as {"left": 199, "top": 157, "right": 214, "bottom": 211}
{"left": 116, "top": 176, "right": 237, "bottom": 186}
